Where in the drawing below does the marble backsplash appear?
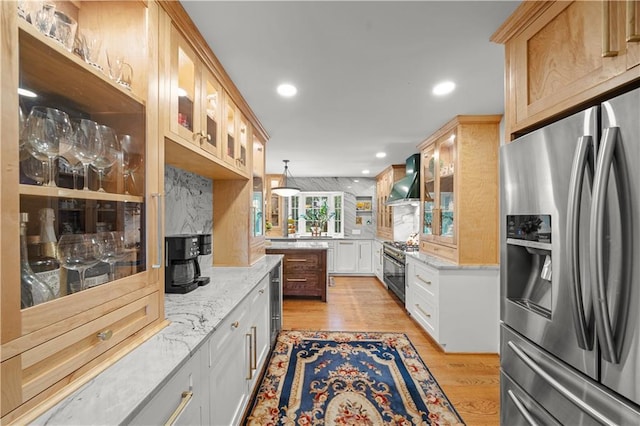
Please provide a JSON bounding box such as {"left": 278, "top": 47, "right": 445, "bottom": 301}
{"left": 393, "top": 204, "right": 420, "bottom": 242}
{"left": 164, "top": 165, "right": 213, "bottom": 267}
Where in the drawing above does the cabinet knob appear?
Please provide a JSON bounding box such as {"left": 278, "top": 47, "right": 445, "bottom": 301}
{"left": 259, "top": 289, "right": 265, "bottom": 294}
{"left": 231, "top": 321, "right": 240, "bottom": 328}
{"left": 97, "top": 329, "right": 113, "bottom": 341}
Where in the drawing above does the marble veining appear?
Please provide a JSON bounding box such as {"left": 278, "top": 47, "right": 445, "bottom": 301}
{"left": 164, "top": 165, "right": 213, "bottom": 267}
{"left": 32, "top": 256, "right": 283, "bottom": 426}
{"left": 392, "top": 204, "right": 420, "bottom": 241}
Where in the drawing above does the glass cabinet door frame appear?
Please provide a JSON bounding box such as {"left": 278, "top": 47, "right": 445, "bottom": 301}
{"left": 199, "top": 67, "right": 223, "bottom": 159}
{"left": 169, "top": 24, "right": 199, "bottom": 145}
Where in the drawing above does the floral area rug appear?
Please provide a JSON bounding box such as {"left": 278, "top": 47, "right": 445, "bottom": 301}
{"left": 244, "top": 330, "right": 465, "bottom": 425}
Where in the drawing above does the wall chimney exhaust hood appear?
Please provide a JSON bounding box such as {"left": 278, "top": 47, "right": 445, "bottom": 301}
{"left": 386, "top": 153, "right": 421, "bottom": 206}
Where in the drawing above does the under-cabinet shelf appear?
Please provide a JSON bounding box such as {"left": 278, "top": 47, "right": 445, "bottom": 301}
{"left": 19, "top": 184, "right": 144, "bottom": 203}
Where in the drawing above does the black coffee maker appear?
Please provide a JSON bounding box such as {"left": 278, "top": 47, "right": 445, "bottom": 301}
{"left": 165, "top": 234, "right": 211, "bottom": 294}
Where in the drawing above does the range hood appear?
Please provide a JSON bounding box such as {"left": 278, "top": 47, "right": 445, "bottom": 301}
{"left": 386, "top": 153, "right": 421, "bottom": 206}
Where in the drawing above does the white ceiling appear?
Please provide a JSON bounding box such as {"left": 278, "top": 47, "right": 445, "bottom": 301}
{"left": 180, "top": 1, "right": 520, "bottom": 177}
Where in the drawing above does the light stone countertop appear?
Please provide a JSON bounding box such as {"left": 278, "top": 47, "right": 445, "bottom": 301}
{"left": 267, "top": 240, "right": 330, "bottom": 250}
{"left": 405, "top": 251, "right": 499, "bottom": 270}
{"left": 31, "top": 255, "right": 283, "bottom": 426}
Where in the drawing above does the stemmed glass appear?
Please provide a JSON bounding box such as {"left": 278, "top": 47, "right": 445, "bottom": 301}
{"left": 120, "top": 134, "right": 142, "bottom": 195}
{"left": 72, "top": 119, "right": 101, "bottom": 191}
{"left": 57, "top": 234, "right": 101, "bottom": 293}
{"left": 93, "top": 125, "right": 120, "bottom": 193}
{"left": 96, "top": 231, "right": 126, "bottom": 281}
{"left": 22, "top": 153, "right": 46, "bottom": 185}
{"left": 24, "top": 106, "right": 73, "bottom": 187}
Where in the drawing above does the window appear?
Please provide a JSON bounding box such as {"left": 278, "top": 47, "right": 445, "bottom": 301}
{"left": 287, "top": 192, "right": 344, "bottom": 237}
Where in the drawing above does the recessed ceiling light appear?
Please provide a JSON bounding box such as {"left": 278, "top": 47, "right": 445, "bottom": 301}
{"left": 277, "top": 83, "right": 297, "bottom": 97}
{"left": 376, "top": 152, "right": 386, "bottom": 158}
{"left": 353, "top": 179, "right": 359, "bottom": 183}
{"left": 362, "top": 170, "right": 370, "bottom": 175}
{"left": 433, "top": 81, "right": 456, "bottom": 96}
{"left": 18, "top": 87, "right": 37, "bottom": 98}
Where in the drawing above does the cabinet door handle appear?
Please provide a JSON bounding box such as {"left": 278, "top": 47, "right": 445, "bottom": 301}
{"left": 246, "top": 333, "right": 253, "bottom": 380}
{"left": 164, "top": 391, "right": 193, "bottom": 426}
{"left": 231, "top": 321, "right": 239, "bottom": 329}
{"left": 286, "top": 258, "right": 307, "bottom": 262}
{"left": 627, "top": 0, "right": 640, "bottom": 42}
{"left": 251, "top": 325, "right": 257, "bottom": 371}
{"left": 97, "top": 329, "right": 113, "bottom": 341}
{"left": 259, "top": 288, "right": 265, "bottom": 294}
{"left": 152, "top": 193, "right": 163, "bottom": 269}
{"left": 416, "top": 275, "right": 432, "bottom": 285}
{"left": 286, "top": 278, "right": 307, "bottom": 282}
{"left": 415, "top": 304, "right": 432, "bottom": 318}
{"left": 602, "top": 1, "right": 619, "bottom": 57}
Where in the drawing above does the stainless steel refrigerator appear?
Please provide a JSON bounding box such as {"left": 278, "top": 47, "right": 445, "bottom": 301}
{"left": 500, "top": 87, "right": 640, "bottom": 425}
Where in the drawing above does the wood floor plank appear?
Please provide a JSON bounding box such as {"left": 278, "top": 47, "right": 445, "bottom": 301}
{"left": 283, "top": 275, "right": 500, "bottom": 426}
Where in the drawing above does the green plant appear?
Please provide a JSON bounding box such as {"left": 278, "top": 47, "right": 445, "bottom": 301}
{"left": 300, "top": 202, "right": 335, "bottom": 232}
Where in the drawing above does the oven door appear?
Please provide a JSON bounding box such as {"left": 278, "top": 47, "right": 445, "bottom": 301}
{"left": 383, "top": 253, "right": 405, "bottom": 302}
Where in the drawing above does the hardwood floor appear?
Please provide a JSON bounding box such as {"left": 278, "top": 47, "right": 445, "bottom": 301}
{"left": 283, "top": 275, "right": 500, "bottom": 426}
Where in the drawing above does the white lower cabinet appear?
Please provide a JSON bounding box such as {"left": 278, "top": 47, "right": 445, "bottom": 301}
{"left": 373, "top": 240, "right": 384, "bottom": 282}
{"left": 334, "top": 240, "right": 373, "bottom": 274}
{"left": 132, "top": 276, "right": 273, "bottom": 426}
{"left": 405, "top": 256, "right": 499, "bottom": 353}
{"left": 130, "top": 347, "right": 207, "bottom": 426}
{"left": 208, "top": 276, "right": 271, "bottom": 425}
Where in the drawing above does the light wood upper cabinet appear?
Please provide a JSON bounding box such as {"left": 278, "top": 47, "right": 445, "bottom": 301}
{"left": 418, "top": 115, "right": 502, "bottom": 265}
{"left": 1, "top": 1, "right": 165, "bottom": 423}
{"left": 492, "top": 0, "right": 640, "bottom": 137}
{"left": 265, "top": 174, "right": 284, "bottom": 237}
{"left": 375, "top": 165, "right": 405, "bottom": 241}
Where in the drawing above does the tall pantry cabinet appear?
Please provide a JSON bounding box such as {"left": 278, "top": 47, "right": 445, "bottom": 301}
{"left": 1, "top": 1, "right": 165, "bottom": 423}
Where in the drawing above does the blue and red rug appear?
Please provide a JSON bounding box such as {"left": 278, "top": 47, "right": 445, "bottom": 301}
{"left": 244, "top": 330, "right": 465, "bottom": 425}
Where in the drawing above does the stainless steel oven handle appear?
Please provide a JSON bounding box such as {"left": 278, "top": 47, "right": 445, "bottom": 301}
{"left": 383, "top": 254, "right": 405, "bottom": 268}
{"left": 506, "top": 390, "right": 539, "bottom": 426}
{"left": 507, "top": 341, "right": 617, "bottom": 426}
{"left": 590, "top": 126, "right": 632, "bottom": 364}
{"left": 566, "top": 135, "right": 594, "bottom": 350}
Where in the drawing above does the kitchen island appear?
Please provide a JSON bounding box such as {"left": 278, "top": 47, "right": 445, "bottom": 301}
{"left": 30, "top": 255, "right": 282, "bottom": 425}
{"left": 266, "top": 241, "right": 329, "bottom": 302}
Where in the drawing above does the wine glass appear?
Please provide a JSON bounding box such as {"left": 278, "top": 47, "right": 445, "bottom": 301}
{"left": 57, "top": 234, "right": 101, "bottom": 293}
{"left": 120, "top": 134, "right": 142, "bottom": 195}
{"left": 72, "top": 119, "right": 101, "bottom": 191}
{"left": 21, "top": 153, "right": 46, "bottom": 185}
{"left": 93, "top": 125, "right": 120, "bottom": 193}
{"left": 96, "top": 231, "right": 126, "bottom": 281}
{"left": 24, "top": 106, "right": 72, "bottom": 187}
{"left": 59, "top": 146, "right": 84, "bottom": 190}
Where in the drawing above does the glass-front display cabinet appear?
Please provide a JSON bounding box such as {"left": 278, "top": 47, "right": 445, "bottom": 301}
{"left": 2, "top": 2, "right": 162, "bottom": 422}
{"left": 252, "top": 134, "right": 265, "bottom": 238}
{"left": 420, "top": 130, "right": 456, "bottom": 245}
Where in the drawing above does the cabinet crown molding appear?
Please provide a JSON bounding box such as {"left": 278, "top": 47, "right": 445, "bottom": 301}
{"left": 490, "top": 0, "right": 555, "bottom": 44}
{"left": 417, "top": 115, "right": 502, "bottom": 150}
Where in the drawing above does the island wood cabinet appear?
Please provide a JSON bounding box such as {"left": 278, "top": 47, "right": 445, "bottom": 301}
{"left": 1, "top": 1, "right": 166, "bottom": 423}
{"left": 266, "top": 248, "right": 328, "bottom": 301}
{"left": 492, "top": 0, "right": 640, "bottom": 137}
{"left": 375, "top": 165, "right": 405, "bottom": 240}
{"left": 418, "top": 115, "right": 501, "bottom": 265}
{"left": 405, "top": 256, "right": 499, "bottom": 353}
{"left": 158, "top": 3, "right": 269, "bottom": 267}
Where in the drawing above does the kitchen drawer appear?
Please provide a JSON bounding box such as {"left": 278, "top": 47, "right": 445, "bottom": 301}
{"left": 18, "top": 292, "right": 160, "bottom": 403}
{"left": 409, "top": 291, "right": 438, "bottom": 341}
{"left": 420, "top": 241, "right": 457, "bottom": 262}
{"left": 130, "top": 348, "right": 203, "bottom": 426}
{"left": 410, "top": 262, "right": 439, "bottom": 302}
{"left": 283, "top": 253, "right": 321, "bottom": 273}
{"left": 500, "top": 371, "right": 561, "bottom": 426}
{"left": 283, "top": 274, "right": 323, "bottom": 296}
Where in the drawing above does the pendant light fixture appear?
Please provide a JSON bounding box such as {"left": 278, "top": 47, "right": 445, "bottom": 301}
{"left": 271, "top": 160, "right": 300, "bottom": 197}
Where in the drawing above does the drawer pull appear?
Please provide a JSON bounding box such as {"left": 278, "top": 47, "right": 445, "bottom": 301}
{"left": 287, "top": 258, "right": 308, "bottom": 262}
{"left": 416, "top": 275, "right": 432, "bottom": 285}
{"left": 415, "top": 304, "right": 432, "bottom": 318}
{"left": 246, "top": 333, "right": 253, "bottom": 379}
{"left": 164, "top": 391, "right": 193, "bottom": 426}
{"left": 251, "top": 326, "right": 257, "bottom": 370}
{"left": 259, "top": 289, "right": 265, "bottom": 294}
{"left": 286, "top": 278, "right": 308, "bottom": 282}
{"left": 97, "top": 329, "right": 113, "bottom": 341}
{"left": 231, "top": 321, "right": 240, "bottom": 329}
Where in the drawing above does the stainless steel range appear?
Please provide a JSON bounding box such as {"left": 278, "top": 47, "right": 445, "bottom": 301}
{"left": 382, "top": 241, "right": 418, "bottom": 303}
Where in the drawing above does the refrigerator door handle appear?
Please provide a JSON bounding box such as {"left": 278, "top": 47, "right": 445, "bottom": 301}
{"left": 507, "top": 341, "right": 618, "bottom": 426}
{"left": 506, "top": 390, "right": 540, "bottom": 426}
{"left": 590, "top": 126, "right": 633, "bottom": 364}
{"left": 567, "top": 135, "right": 595, "bottom": 350}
